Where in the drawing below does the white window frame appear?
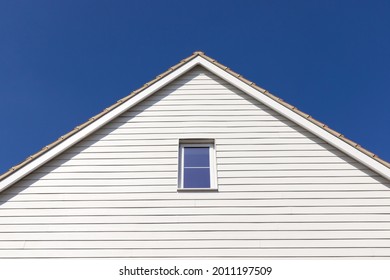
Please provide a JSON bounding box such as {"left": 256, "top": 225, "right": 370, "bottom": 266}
{"left": 178, "top": 141, "right": 217, "bottom": 191}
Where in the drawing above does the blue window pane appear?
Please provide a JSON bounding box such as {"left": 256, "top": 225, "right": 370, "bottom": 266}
{"left": 183, "top": 168, "right": 210, "bottom": 188}
{"left": 184, "top": 147, "right": 209, "bottom": 167}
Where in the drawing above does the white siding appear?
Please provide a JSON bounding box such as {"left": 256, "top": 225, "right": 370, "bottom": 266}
{"left": 1, "top": 66, "right": 390, "bottom": 258}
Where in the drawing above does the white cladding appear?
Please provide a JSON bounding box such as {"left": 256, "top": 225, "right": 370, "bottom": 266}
{"left": 0, "top": 66, "right": 390, "bottom": 258}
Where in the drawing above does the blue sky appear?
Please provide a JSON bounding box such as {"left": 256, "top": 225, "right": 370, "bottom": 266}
{"left": 0, "top": 0, "right": 389, "bottom": 174}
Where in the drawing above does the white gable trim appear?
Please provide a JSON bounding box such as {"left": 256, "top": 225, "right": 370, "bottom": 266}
{"left": 1, "top": 55, "right": 389, "bottom": 192}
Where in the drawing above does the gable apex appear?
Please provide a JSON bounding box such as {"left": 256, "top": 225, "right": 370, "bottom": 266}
{"left": 1, "top": 51, "right": 390, "bottom": 192}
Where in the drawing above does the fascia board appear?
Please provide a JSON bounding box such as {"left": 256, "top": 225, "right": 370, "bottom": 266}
{"left": 0, "top": 58, "right": 202, "bottom": 192}
{"left": 196, "top": 57, "right": 390, "bottom": 181}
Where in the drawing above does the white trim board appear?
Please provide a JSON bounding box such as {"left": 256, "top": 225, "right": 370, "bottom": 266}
{"left": 1, "top": 55, "right": 389, "bottom": 192}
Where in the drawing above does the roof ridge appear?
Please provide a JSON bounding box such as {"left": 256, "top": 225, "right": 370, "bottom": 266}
{"left": 1, "top": 51, "right": 389, "bottom": 182}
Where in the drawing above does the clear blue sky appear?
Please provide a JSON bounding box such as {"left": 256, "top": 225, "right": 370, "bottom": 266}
{"left": 1, "top": 0, "right": 389, "bottom": 174}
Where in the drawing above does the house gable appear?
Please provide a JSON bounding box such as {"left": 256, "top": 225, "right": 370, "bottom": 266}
{"left": 1, "top": 52, "right": 389, "bottom": 193}
{"left": 0, "top": 53, "right": 390, "bottom": 258}
{"left": 7, "top": 66, "right": 389, "bottom": 189}
{"left": 1, "top": 65, "right": 390, "bottom": 258}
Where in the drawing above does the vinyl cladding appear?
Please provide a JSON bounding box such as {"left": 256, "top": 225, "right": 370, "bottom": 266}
{"left": 1, "top": 66, "right": 389, "bottom": 258}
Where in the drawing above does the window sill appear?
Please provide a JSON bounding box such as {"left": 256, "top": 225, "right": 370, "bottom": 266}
{"left": 177, "top": 188, "right": 219, "bottom": 192}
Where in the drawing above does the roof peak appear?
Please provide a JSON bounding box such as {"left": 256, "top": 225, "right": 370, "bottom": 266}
{"left": 193, "top": 51, "right": 205, "bottom": 55}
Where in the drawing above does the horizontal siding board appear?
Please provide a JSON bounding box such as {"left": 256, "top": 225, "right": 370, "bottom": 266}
{"left": 90, "top": 132, "right": 317, "bottom": 140}
{"left": 218, "top": 170, "right": 377, "bottom": 178}
{"left": 3, "top": 198, "right": 390, "bottom": 209}
{"left": 217, "top": 138, "right": 326, "bottom": 144}
{"left": 217, "top": 157, "right": 358, "bottom": 164}
{"left": 18, "top": 178, "right": 177, "bottom": 187}
{"left": 171, "top": 79, "right": 231, "bottom": 84}
{"left": 156, "top": 89, "right": 249, "bottom": 95}
{"left": 56, "top": 152, "right": 177, "bottom": 160}
{"left": 112, "top": 121, "right": 298, "bottom": 129}
{"left": 67, "top": 145, "right": 177, "bottom": 153}
{"left": 36, "top": 165, "right": 177, "bottom": 173}
{"left": 130, "top": 105, "right": 270, "bottom": 112}
{"left": 34, "top": 163, "right": 368, "bottom": 174}
{"left": 113, "top": 115, "right": 290, "bottom": 123}
{"left": 71, "top": 138, "right": 329, "bottom": 149}
{"left": 23, "top": 170, "right": 378, "bottom": 181}
{"left": 1, "top": 231, "right": 390, "bottom": 241}
{"left": 1, "top": 214, "right": 390, "bottom": 224}
{"left": 78, "top": 139, "right": 178, "bottom": 146}
{"left": 218, "top": 177, "right": 386, "bottom": 184}
{"left": 54, "top": 150, "right": 347, "bottom": 160}
{"left": 43, "top": 157, "right": 357, "bottom": 167}
{"left": 63, "top": 142, "right": 353, "bottom": 154}
{"left": 2, "top": 222, "right": 390, "bottom": 232}
{"left": 139, "top": 99, "right": 268, "bottom": 106}
{"left": 170, "top": 79, "right": 230, "bottom": 85}
{"left": 219, "top": 184, "right": 390, "bottom": 191}
{"left": 217, "top": 144, "right": 331, "bottom": 151}
{"left": 158, "top": 88, "right": 252, "bottom": 95}
{"left": 218, "top": 163, "right": 369, "bottom": 171}
{"left": 261, "top": 239, "right": 390, "bottom": 248}
{"left": 76, "top": 138, "right": 325, "bottom": 146}
{"left": 146, "top": 94, "right": 255, "bottom": 100}
{"left": 9, "top": 240, "right": 263, "bottom": 249}
{"left": 6, "top": 185, "right": 176, "bottom": 194}
{"left": 4, "top": 191, "right": 390, "bottom": 202}
{"left": 5, "top": 184, "right": 389, "bottom": 196}
{"left": 1, "top": 221, "right": 390, "bottom": 232}
{"left": 2, "top": 206, "right": 390, "bottom": 216}
{"left": 0, "top": 239, "right": 388, "bottom": 250}
{"left": 25, "top": 171, "right": 177, "bottom": 180}
{"left": 44, "top": 158, "right": 177, "bottom": 166}
{"left": 162, "top": 83, "right": 239, "bottom": 90}
{"left": 1, "top": 248, "right": 390, "bottom": 258}
{"left": 97, "top": 126, "right": 305, "bottom": 134}
{"left": 52, "top": 153, "right": 346, "bottom": 162}
{"left": 122, "top": 108, "right": 276, "bottom": 116}
{"left": 218, "top": 150, "right": 344, "bottom": 158}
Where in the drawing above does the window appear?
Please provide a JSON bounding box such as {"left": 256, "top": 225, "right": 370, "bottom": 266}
{"left": 178, "top": 141, "right": 217, "bottom": 190}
